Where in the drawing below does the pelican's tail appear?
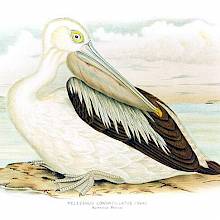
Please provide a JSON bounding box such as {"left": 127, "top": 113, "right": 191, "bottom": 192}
{"left": 198, "top": 161, "right": 220, "bottom": 175}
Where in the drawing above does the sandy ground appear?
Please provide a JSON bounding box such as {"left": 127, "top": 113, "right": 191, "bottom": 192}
{"left": 0, "top": 162, "right": 220, "bottom": 198}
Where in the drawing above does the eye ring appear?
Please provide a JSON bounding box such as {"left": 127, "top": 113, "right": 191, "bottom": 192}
{"left": 71, "top": 30, "right": 84, "bottom": 43}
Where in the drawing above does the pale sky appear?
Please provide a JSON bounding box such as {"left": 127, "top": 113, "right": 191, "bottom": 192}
{"left": 1, "top": 0, "right": 220, "bottom": 103}
{"left": 1, "top": 0, "right": 220, "bottom": 29}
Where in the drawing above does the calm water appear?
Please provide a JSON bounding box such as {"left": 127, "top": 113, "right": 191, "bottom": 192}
{"left": 0, "top": 97, "right": 220, "bottom": 167}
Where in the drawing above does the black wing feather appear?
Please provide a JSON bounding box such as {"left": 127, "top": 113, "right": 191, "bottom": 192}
{"left": 66, "top": 77, "right": 220, "bottom": 174}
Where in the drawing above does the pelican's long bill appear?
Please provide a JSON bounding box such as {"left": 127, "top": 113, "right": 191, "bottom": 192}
{"left": 66, "top": 41, "right": 162, "bottom": 117}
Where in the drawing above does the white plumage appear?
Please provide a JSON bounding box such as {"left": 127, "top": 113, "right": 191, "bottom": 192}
{"left": 8, "top": 84, "right": 187, "bottom": 184}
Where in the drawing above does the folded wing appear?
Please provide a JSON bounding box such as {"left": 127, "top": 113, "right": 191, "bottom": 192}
{"left": 66, "top": 77, "right": 220, "bottom": 174}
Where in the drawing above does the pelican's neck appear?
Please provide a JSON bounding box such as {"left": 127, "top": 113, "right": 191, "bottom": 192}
{"left": 10, "top": 48, "right": 66, "bottom": 101}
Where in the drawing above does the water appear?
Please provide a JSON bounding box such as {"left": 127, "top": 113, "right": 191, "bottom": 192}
{"left": 0, "top": 97, "right": 40, "bottom": 167}
{"left": 0, "top": 97, "right": 220, "bottom": 168}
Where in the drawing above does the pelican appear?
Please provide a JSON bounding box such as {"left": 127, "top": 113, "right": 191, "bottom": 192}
{"left": 8, "top": 18, "right": 220, "bottom": 195}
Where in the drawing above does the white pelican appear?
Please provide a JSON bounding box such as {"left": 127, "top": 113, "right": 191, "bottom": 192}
{"left": 8, "top": 18, "right": 220, "bottom": 195}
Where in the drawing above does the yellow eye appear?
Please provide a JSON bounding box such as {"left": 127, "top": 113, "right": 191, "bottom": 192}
{"left": 71, "top": 30, "right": 84, "bottom": 43}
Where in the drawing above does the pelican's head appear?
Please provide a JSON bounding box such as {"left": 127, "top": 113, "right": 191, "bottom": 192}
{"left": 43, "top": 18, "right": 162, "bottom": 116}
{"left": 43, "top": 18, "right": 90, "bottom": 53}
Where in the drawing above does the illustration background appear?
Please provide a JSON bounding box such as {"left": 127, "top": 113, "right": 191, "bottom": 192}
{"left": 0, "top": 0, "right": 220, "bottom": 218}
